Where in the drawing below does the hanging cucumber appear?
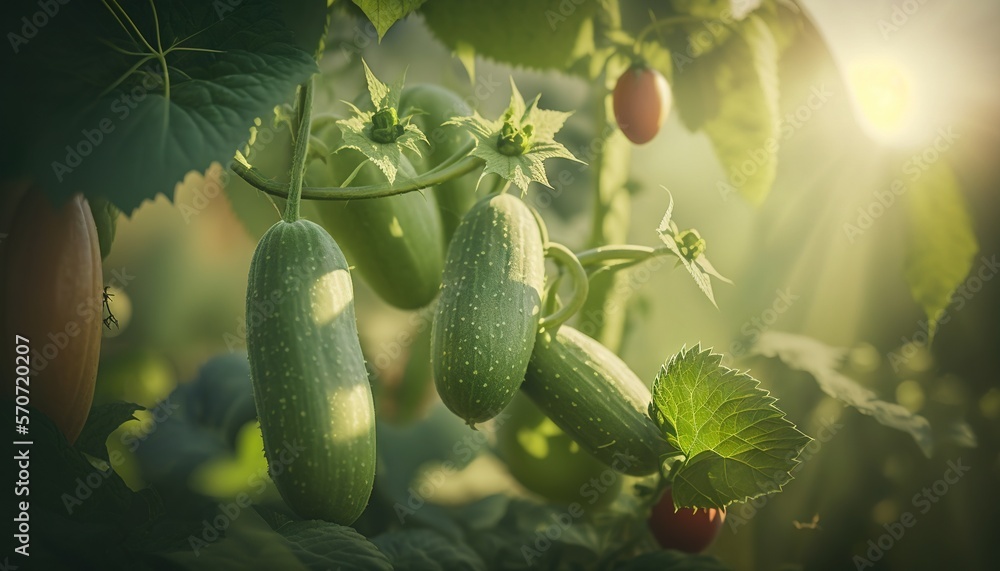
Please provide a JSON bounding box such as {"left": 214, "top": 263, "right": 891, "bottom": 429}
{"left": 306, "top": 122, "right": 445, "bottom": 310}
{"left": 398, "top": 84, "right": 479, "bottom": 241}
{"left": 246, "top": 81, "right": 375, "bottom": 525}
{"left": 520, "top": 325, "right": 671, "bottom": 476}
{"left": 431, "top": 193, "right": 545, "bottom": 426}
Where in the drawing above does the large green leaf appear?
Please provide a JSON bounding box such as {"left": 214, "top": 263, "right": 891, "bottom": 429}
{"left": 75, "top": 402, "right": 144, "bottom": 462}
{"left": 164, "top": 510, "right": 309, "bottom": 571}
{"left": 6, "top": 0, "right": 318, "bottom": 213}
{"left": 273, "top": 521, "right": 393, "bottom": 571}
{"left": 673, "top": 16, "right": 780, "bottom": 204}
{"left": 372, "top": 529, "right": 486, "bottom": 571}
{"left": 670, "top": 44, "right": 721, "bottom": 132}
{"left": 420, "top": 0, "right": 597, "bottom": 72}
{"left": 757, "top": 0, "right": 805, "bottom": 54}
{"left": 704, "top": 16, "right": 780, "bottom": 204}
{"left": 352, "top": 0, "right": 426, "bottom": 39}
{"left": 0, "top": 403, "right": 213, "bottom": 564}
{"left": 666, "top": 0, "right": 765, "bottom": 61}
{"left": 903, "top": 161, "right": 978, "bottom": 339}
{"left": 376, "top": 403, "right": 482, "bottom": 503}
{"left": 650, "top": 345, "right": 810, "bottom": 509}
{"left": 88, "top": 197, "right": 121, "bottom": 259}
{"left": 752, "top": 331, "right": 934, "bottom": 457}
{"left": 456, "top": 496, "right": 642, "bottom": 569}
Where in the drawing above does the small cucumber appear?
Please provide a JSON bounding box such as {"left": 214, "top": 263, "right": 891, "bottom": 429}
{"left": 246, "top": 218, "right": 375, "bottom": 524}
{"left": 306, "top": 123, "right": 445, "bottom": 310}
{"left": 432, "top": 193, "right": 544, "bottom": 425}
{"left": 520, "top": 326, "right": 670, "bottom": 476}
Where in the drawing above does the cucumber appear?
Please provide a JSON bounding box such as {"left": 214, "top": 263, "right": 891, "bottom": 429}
{"left": 431, "top": 193, "right": 545, "bottom": 426}
{"left": 520, "top": 326, "right": 670, "bottom": 476}
{"left": 496, "top": 392, "right": 622, "bottom": 506}
{"left": 246, "top": 218, "right": 375, "bottom": 524}
{"left": 306, "top": 123, "right": 445, "bottom": 310}
{"left": 398, "top": 84, "right": 479, "bottom": 241}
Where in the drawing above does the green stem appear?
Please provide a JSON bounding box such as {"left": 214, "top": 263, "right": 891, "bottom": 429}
{"left": 538, "top": 243, "right": 589, "bottom": 332}
{"left": 282, "top": 77, "right": 315, "bottom": 223}
{"left": 661, "top": 453, "right": 686, "bottom": 486}
{"left": 576, "top": 245, "right": 659, "bottom": 266}
{"left": 542, "top": 272, "right": 564, "bottom": 318}
{"left": 231, "top": 142, "right": 482, "bottom": 201}
{"left": 527, "top": 203, "right": 550, "bottom": 249}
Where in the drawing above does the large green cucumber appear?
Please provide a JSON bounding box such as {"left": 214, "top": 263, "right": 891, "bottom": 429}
{"left": 398, "top": 84, "right": 479, "bottom": 241}
{"left": 520, "top": 326, "right": 670, "bottom": 476}
{"left": 246, "top": 218, "right": 375, "bottom": 524}
{"left": 432, "top": 193, "right": 544, "bottom": 426}
{"left": 306, "top": 124, "right": 444, "bottom": 310}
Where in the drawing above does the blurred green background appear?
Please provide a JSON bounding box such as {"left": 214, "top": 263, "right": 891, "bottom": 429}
{"left": 93, "top": 1, "right": 1000, "bottom": 570}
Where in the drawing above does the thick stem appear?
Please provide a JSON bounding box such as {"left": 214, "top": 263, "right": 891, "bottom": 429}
{"left": 282, "top": 77, "right": 315, "bottom": 223}
{"left": 538, "top": 243, "right": 590, "bottom": 332}
{"left": 232, "top": 141, "right": 481, "bottom": 201}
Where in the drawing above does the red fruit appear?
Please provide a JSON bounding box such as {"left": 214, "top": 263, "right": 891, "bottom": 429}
{"left": 648, "top": 488, "right": 725, "bottom": 553}
{"left": 613, "top": 65, "right": 672, "bottom": 145}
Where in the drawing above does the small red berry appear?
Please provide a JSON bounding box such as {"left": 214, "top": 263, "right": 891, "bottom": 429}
{"left": 613, "top": 65, "right": 672, "bottom": 145}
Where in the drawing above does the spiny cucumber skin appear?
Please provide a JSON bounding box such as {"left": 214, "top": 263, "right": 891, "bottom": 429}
{"left": 246, "top": 219, "right": 375, "bottom": 524}
{"left": 521, "top": 326, "right": 669, "bottom": 476}
{"left": 432, "top": 193, "right": 545, "bottom": 426}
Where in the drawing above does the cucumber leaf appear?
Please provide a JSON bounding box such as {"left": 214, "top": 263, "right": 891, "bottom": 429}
{"left": 650, "top": 345, "right": 811, "bottom": 509}
{"left": 372, "top": 529, "right": 487, "bottom": 571}
{"left": 903, "top": 161, "right": 978, "bottom": 339}
{"left": 88, "top": 197, "right": 121, "bottom": 260}
{"left": 703, "top": 16, "right": 780, "bottom": 204}
{"left": 672, "top": 15, "right": 780, "bottom": 204}
{"left": 1, "top": 403, "right": 209, "bottom": 562}
{"left": 271, "top": 520, "right": 393, "bottom": 571}
{"left": 76, "top": 401, "right": 144, "bottom": 462}
{"left": 6, "top": 0, "right": 318, "bottom": 214}
{"left": 163, "top": 510, "right": 309, "bottom": 571}
{"left": 420, "top": 0, "right": 597, "bottom": 72}
{"left": 352, "top": 0, "right": 426, "bottom": 39}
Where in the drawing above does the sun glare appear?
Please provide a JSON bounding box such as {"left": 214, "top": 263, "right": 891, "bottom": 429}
{"left": 311, "top": 269, "right": 353, "bottom": 326}
{"left": 845, "top": 57, "right": 921, "bottom": 145}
